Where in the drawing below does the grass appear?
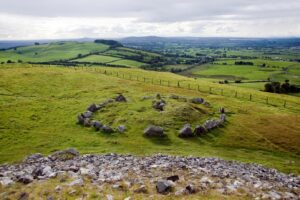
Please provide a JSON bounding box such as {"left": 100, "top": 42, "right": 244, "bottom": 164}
{"left": 0, "top": 41, "right": 109, "bottom": 62}
{"left": 109, "top": 59, "right": 145, "bottom": 68}
{"left": 0, "top": 64, "right": 300, "bottom": 174}
{"left": 74, "top": 55, "right": 122, "bottom": 63}
{"left": 181, "top": 59, "right": 300, "bottom": 91}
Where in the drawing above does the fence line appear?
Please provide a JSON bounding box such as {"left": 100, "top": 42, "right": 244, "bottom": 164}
{"left": 40, "top": 64, "right": 300, "bottom": 111}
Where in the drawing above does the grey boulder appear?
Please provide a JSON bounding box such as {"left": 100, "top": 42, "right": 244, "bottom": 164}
{"left": 178, "top": 124, "right": 194, "bottom": 137}
{"left": 144, "top": 125, "right": 164, "bottom": 137}
{"left": 194, "top": 125, "right": 206, "bottom": 136}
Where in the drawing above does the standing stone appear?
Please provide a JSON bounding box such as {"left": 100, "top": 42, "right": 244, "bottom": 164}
{"left": 83, "top": 118, "right": 91, "bottom": 127}
{"left": 115, "top": 94, "right": 127, "bottom": 102}
{"left": 191, "top": 97, "right": 204, "bottom": 104}
{"left": 220, "top": 114, "right": 226, "bottom": 122}
{"left": 152, "top": 100, "right": 166, "bottom": 111}
{"left": 82, "top": 111, "right": 93, "bottom": 118}
{"left": 101, "top": 125, "right": 114, "bottom": 133}
{"left": 92, "top": 120, "right": 103, "bottom": 131}
{"left": 144, "top": 125, "right": 164, "bottom": 137}
{"left": 178, "top": 124, "right": 194, "bottom": 137}
{"left": 219, "top": 107, "right": 225, "bottom": 113}
{"left": 87, "top": 103, "right": 100, "bottom": 112}
{"left": 194, "top": 125, "right": 206, "bottom": 136}
{"left": 77, "top": 114, "right": 85, "bottom": 125}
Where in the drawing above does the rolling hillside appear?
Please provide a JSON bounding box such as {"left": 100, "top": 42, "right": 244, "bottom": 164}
{"left": 0, "top": 41, "right": 166, "bottom": 68}
{"left": 0, "top": 64, "right": 299, "bottom": 174}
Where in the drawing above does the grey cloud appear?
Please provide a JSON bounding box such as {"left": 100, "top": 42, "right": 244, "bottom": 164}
{"left": 1, "top": 0, "right": 299, "bottom": 23}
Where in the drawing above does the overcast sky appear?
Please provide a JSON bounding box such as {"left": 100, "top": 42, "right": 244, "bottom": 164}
{"left": 0, "top": 0, "right": 300, "bottom": 40}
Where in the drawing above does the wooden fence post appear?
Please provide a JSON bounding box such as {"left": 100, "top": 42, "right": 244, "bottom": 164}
{"left": 266, "top": 97, "right": 268, "bottom": 104}
{"left": 168, "top": 81, "right": 170, "bottom": 87}
{"left": 144, "top": 77, "right": 146, "bottom": 82}
{"left": 250, "top": 94, "right": 252, "bottom": 101}
{"left": 177, "top": 81, "right": 180, "bottom": 88}
{"left": 284, "top": 100, "right": 286, "bottom": 108}
{"left": 160, "top": 80, "right": 162, "bottom": 85}
{"left": 188, "top": 84, "right": 190, "bottom": 90}
{"left": 209, "top": 87, "right": 212, "bottom": 94}
{"left": 235, "top": 91, "right": 237, "bottom": 98}
{"left": 198, "top": 85, "right": 200, "bottom": 91}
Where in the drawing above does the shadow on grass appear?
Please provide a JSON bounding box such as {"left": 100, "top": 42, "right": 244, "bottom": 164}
{"left": 144, "top": 135, "right": 172, "bottom": 146}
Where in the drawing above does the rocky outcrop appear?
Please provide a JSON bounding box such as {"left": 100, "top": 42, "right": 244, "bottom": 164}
{"left": 0, "top": 151, "right": 299, "bottom": 199}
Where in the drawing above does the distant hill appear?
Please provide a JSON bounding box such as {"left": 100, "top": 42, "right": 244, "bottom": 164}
{"left": 0, "top": 40, "right": 166, "bottom": 68}
{"left": 120, "top": 36, "right": 300, "bottom": 49}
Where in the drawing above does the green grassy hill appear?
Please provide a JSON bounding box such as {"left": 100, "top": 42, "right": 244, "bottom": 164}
{"left": 0, "top": 64, "right": 299, "bottom": 174}
{"left": 0, "top": 41, "right": 109, "bottom": 62}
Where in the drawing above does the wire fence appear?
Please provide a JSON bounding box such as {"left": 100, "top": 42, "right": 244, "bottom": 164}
{"left": 43, "top": 64, "right": 300, "bottom": 112}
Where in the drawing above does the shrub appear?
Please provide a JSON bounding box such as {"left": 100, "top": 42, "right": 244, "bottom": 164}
{"left": 235, "top": 80, "right": 242, "bottom": 83}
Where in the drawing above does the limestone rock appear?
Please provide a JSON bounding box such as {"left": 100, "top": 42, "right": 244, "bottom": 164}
{"left": 144, "top": 125, "right": 164, "bottom": 137}
{"left": 178, "top": 124, "right": 194, "bottom": 137}
{"left": 115, "top": 94, "right": 127, "bottom": 102}
{"left": 194, "top": 125, "right": 206, "bottom": 136}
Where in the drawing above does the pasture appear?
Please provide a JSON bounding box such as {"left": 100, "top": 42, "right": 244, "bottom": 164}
{"left": 0, "top": 64, "right": 300, "bottom": 174}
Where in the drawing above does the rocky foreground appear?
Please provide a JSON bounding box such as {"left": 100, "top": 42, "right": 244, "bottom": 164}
{"left": 0, "top": 149, "right": 299, "bottom": 200}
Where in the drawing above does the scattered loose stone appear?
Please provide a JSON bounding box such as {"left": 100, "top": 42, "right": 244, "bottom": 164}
{"left": 106, "top": 194, "right": 114, "bottom": 200}
{"left": 68, "top": 178, "right": 84, "bottom": 187}
{"left": 0, "top": 149, "right": 299, "bottom": 199}
{"left": 0, "top": 177, "right": 14, "bottom": 186}
{"left": 134, "top": 185, "right": 148, "bottom": 193}
{"left": 156, "top": 180, "right": 173, "bottom": 194}
{"left": 144, "top": 125, "right": 164, "bottom": 137}
{"left": 178, "top": 124, "right": 194, "bottom": 137}
{"left": 185, "top": 184, "right": 197, "bottom": 194}
{"left": 166, "top": 175, "right": 179, "bottom": 182}
{"left": 17, "top": 175, "right": 33, "bottom": 184}
{"left": 49, "top": 148, "right": 79, "bottom": 161}
{"left": 18, "top": 192, "right": 29, "bottom": 200}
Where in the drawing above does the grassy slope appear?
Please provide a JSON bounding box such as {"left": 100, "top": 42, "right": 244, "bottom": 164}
{"left": 74, "top": 55, "right": 122, "bottom": 63}
{"left": 0, "top": 64, "right": 300, "bottom": 174}
{"left": 0, "top": 42, "right": 109, "bottom": 62}
{"left": 109, "top": 59, "right": 145, "bottom": 67}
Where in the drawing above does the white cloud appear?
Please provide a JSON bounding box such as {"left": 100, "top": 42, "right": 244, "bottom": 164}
{"left": 0, "top": 0, "right": 299, "bottom": 39}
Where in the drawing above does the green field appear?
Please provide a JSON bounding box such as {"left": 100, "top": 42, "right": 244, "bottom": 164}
{"left": 109, "top": 59, "right": 145, "bottom": 67}
{"left": 1, "top": 64, "right": 300, "bottom": 174}
{"left": 0, "top": 41, "right": 109, "bottom": 62}
{"left": 74, "top": 55, "right": 122, "bottom": 63}
{"left": 181, "top": 59, "right": 300, "bottom": 91}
